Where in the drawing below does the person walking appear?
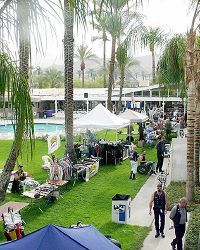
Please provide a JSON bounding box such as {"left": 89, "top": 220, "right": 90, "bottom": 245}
{"left": 129, "top": 144, "right": 138, "bottom": 180}
{"left": 156, "top": 136, "right": 165, "bottom": 172}
{"left": 170, "top": 197, "right": 188, "bottom": 250}
{"left": 149, "top": 183, "right": 168, "bottom": 238}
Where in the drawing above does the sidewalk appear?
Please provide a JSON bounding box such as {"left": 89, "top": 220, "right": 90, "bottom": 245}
{"left": 128, "top": 158, "right": 170, "bottom": 227}
{"left": 128, "top": 158, "right": 189, "bottom": 250}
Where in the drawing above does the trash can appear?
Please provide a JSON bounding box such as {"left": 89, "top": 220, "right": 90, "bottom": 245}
{"left": 112, "top": 194, "right": 131, "bottom": 224}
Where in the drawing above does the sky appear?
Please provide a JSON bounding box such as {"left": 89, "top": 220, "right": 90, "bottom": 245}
{"left": 32, "top": 0, "right": 193, "bottom": 67}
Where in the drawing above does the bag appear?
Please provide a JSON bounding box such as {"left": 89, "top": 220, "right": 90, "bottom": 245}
{"left": 8, "top": 229, "right": 17, "bottom": 240}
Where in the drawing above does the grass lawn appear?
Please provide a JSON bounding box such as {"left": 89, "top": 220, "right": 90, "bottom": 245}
{"left": 0, "top": 138, "right": 156, "bottom": 249}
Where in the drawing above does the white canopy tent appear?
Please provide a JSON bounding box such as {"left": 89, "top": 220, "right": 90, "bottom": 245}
{"left": 74, "top": 104, "right": 130, "bottom": 130}
{"left": 118, "top": 109, "right": 149, "bottom": 123}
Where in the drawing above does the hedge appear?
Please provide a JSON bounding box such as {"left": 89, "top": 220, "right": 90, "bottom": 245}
{"left": 166, "top": 182, "right": 200, "bottom": 250}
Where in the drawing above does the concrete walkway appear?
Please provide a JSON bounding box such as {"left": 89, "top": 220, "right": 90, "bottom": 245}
{"left": 128, "top": 158, "right": 189, "bottom": 250}
{"left": 129, "top": 158, "right": 170, "bottom": 227}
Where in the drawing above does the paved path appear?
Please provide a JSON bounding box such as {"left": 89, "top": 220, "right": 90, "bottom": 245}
{"left": 128, "top": 158, "right": 189, "bottom": 249}
{"left": 129, "top": 158, "right": 170, "bottom": 227}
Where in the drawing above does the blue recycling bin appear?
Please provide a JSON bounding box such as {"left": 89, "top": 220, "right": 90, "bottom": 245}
{"left": 112, "top": 194, "right": 131, "bottom": 224}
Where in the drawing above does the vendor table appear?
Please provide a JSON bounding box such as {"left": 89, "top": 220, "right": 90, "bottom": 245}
{"left": 48, "top": 180, "right": 69, "bottom": 195}
{"left": 22, "top": 183, "right": 58, "bottom": 212}
{"left": 73, "top": 159, "right": 99, "bottom": 184}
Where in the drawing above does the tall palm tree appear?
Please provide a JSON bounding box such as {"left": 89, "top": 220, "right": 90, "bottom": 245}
{"left": 141, "top": 26, "right": 168, "bottom": 84}
{"left": 75, "top": 44, "right": 97, "bottom": 88}
{"left": 157, "top": 29, "right": 199, "bottom": 200}
{"left": 0, "top": 53, "right": 34, "bottom": 201}
{"left": 92, "top": 13, "right": 108, "bottom": 87}
{"left": 0, "top": 0, "right": 62, "bottom": 200}
{"left": 0, "top": 0, "right": 34, "bottom": 202}
{"left": 63, "top": 0, "right": 77, "bottom": 161}
{"left": 184, "top": 0, "right": 200, "bottom": 199}
{"left": 116, "top": 42, "right": 138, "bottom": 114}
{"left": 105, "top": 2, "right": 144, "bottom": 111}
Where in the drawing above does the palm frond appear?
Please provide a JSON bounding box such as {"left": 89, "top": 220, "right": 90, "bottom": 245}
{"left": 156, "top": 34, "right": 187, "bottom": 98}
{"left": 0, "top": 52, "right": 34, "bottom": 150}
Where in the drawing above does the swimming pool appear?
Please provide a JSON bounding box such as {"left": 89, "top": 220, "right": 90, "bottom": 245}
{"left": 0, "top": 123, "right": 65, "bottom": 134}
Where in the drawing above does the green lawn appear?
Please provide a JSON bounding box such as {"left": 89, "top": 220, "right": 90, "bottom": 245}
{"left": 0, "top": 139, "right": 156, "bottom": 249}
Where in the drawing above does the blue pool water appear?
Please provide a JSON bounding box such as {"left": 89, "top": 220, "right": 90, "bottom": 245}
{"left": 0, "top": 123, "right": 65, "bottom": 133}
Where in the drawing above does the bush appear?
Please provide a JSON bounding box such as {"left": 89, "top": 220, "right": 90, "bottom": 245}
{"left": 166, "top": 182, "right": 200, "bottom": 250}
{"left": 185, "top": 206, "right": 200, "bottom": 250}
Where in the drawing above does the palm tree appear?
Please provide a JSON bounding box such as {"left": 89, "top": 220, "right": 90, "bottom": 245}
{"left": 0, "top": 53, "right": 34, "bottom": 201}
{"left": 75, "top": 44, "right": 97, "bottom": 88}
{"left": 0, "top": 0, "right": 63, "bottom": 200}
{"left": 116, "top": 42, "right": 138, "bottom": 114}
{"left": 157, "top": 29, "right": 200, "bottom": 200}
{"left": 0, "top": 0, "right": 34, "bottom": 202}
{"left": 92, "top": 13, "right": 108, "bottom": 87}
{"left": 104, "top": 0, "right": 144, "bottom": 111}
{"left": 63, "top": 0, "right": 76, "bottom": 161}
{"left": 157, "top": 34, "right": 186, "bottom": 96}
{"left": 43, "top": 68, "right": 64, "bottom": 88}
{"left": 184, "top": 0, "right": 200, "bottom": 199}
{"left": 141, "top": 26, "right": 168, "bottom": 84}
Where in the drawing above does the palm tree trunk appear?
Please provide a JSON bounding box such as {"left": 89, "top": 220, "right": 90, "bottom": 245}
{"left": 64, "top": 0, "right": 76, "bottom": 161}
{"left": 186, "top": 79, "right": 196, "bottom": 201}
{"left": 185, "top": 31, "right": 196, "bottom": 201}
{"left": 81, "top": 69, "right": 84, "bottom": 88}
{"left": 0, "top": 142, "right": 20, "bottom": 201}
{"left": 107, "top": 36, "right": 116, "bottom": 111}
{"left": 151, "top": 46, "right": 156, "bottom": 84}
{"left": 194, "top": 100, "right": 200, "bottom": 185}
{"left": 103, "top": 33, "right": 107, "bottom": 88}
{"left": 194, "top": 48, "right": 200, "bottom": 186}
{"left": 117, "top": 68, "right": 125, "bottom": 114}
{"left": 18, "top": 0, "right": 30, "bottom": 78}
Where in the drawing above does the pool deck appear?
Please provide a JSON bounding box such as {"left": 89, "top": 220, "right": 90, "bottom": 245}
{"left": 0, "top": 118, "right": 65, "bottom": 126}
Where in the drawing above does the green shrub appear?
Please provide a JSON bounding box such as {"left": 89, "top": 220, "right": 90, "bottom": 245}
{"left": 185, "top": 206, "right": 200, "bottom": 250}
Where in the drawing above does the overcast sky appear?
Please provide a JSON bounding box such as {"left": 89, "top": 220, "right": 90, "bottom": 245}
{"left": 32, "top": 0, "right": 193, "bottom": 67}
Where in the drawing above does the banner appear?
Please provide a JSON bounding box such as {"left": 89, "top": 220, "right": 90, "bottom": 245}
{"left": 47, "top": 133, "right": 61, "bottom": 154}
